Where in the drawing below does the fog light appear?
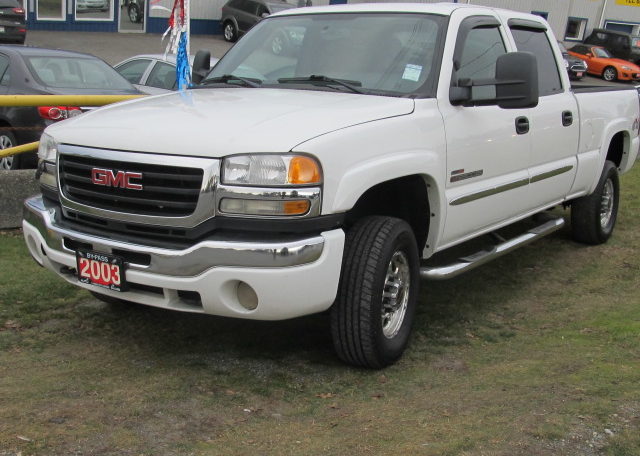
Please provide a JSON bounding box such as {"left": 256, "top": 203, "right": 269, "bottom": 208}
{"left": 219, "top": 198, "right": 310, "bottom": 216}
{"left": 237, "top": 281, "right": 258, "bottom": 311}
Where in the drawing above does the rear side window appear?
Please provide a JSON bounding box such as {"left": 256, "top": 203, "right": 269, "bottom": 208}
{"left": 115, "top": 58, "right": 151, "bottom": 84}
{"left": 457, "top": 26, "right": 506, "bottom": 100}
{"left": 511, "top": 28, "right": 562, "bottom": 96}
{"left": 146, "top": 62, "right": 176, "bottom": 90}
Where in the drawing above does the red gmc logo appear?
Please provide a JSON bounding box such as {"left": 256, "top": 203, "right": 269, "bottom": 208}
{"left": 91, "top": 168, "right": 143, "bottom": 190}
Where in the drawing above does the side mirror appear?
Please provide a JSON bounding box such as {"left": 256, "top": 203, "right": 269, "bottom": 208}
{"left": 495, "top": 52, "right": 539, "bottom": 109}
{"left": 449, "top": 51, "right": 538, "bottom": 109}
{"left": 192, "top": 49, "right": 212, "bottom": 84}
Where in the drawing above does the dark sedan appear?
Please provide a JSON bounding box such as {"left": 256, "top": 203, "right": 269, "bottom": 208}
{"left": 0, "top": 45, "right": 140, "bottom": 170}
{"left": 0, "top": 0, "right": 26, "bottom": 44}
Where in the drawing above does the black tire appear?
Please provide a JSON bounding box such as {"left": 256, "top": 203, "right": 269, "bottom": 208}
{"left": 330, "top": 216, "right": 420, "bottom": 368}
{"left": 571, "top": 160, "right": 619, "bottom": 245}
{"left": 128, "top": 3, "right": 141, "bottom": 23}
{"left": 223, "top": 21, "right": 237, "bottom": 42}
{"left": 602, "top": 66, "right": 617, "bottom": 82}
{"left": 0, "top": 130, "right": 20, "bottom": 170}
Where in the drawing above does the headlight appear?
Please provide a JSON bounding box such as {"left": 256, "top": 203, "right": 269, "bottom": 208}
{"left": 622, "top": 66, "right": 633, "bottom": 71}
{"left": 37, "top": 133, "right": 58, "bottom": 189}
{"left": 222, "top": 154, "right": 321, "bottom": 186}
{"left": 219, "top": 154, "right": 322, "bottom": 217}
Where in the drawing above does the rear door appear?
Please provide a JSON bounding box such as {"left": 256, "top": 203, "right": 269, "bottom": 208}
{"left": 508, "top": 20, "right": 578, "bottom": 210}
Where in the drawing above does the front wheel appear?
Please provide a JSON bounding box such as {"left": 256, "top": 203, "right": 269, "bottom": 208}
{"left": 602, "top": 66, "right": 618, "bottom": 81}
{"left": 330, "top": 216, "right": 420, "bottom": 368}
{"left": 571, "top": 160, "right": 620, "bottom": 245}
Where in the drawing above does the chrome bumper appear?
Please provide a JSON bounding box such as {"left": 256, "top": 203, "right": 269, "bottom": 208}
{"left": 24, "top": 195, "right": 326, "bottom": 276}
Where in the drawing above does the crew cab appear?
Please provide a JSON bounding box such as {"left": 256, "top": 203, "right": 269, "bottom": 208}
{"left": 22, "top": 4, "right": 639, "bottom": 368}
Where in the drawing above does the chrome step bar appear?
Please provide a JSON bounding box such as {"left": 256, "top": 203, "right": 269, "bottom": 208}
{"left": 420, "top": 217, "right": 565, "bottom": 281}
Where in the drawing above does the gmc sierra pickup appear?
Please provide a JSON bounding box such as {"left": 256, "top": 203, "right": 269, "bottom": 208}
{"left": 23, "top": 3, "right": 639, "bottom": 368}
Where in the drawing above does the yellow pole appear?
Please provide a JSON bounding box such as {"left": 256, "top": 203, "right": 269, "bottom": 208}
{"left": 0, "top": 141, "right": 39, "bottom": 159}
{"left": 0, "top": 94, "right": 144, "bottom": 107}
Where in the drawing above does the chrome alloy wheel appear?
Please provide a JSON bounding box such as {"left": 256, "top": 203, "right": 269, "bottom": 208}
{"left": 603, "top": 67, "right": 616, "bottom": 81}
{"left": 381, "top": 250, "right": 411, "bottom": 339}
{"left": 0, "top": 133, "right": 14, "bottom": 170}
{"left": 600, "top": 178, "right": 615, "bottom": 229}
{"left": 224, "top": 23, "right": 235, "bottom": 41}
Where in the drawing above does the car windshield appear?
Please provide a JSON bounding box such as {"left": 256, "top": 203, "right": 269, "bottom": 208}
{"left": 25, "top": 56, "right": 136, "bottom": 90}
{"left": 203, "top": 13, "right": 445, "bottom": 96}
{"left": 593, "top": 47, "right": 612, "bottom": 58}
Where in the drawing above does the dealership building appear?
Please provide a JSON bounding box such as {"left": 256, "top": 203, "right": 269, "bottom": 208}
{"left": 23, "top": 0, "right": 640, "bottom": 40}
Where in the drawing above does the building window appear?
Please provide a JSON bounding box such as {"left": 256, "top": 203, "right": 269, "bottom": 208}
{"left": 531, "top": 11, "right": 548, "bottom": 20}
{"left": 37, "top": 0, "right": 65, "bottom": 20}
{"left": 565, "top": 17, "right": 588, "bottom": 41}
{"left": 75, "top": 0, "right": 113, "bottom": 21}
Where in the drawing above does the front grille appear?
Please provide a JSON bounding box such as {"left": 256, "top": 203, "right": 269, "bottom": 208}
{"left": 59, "top": 155, "right": 204, "bottom": 216}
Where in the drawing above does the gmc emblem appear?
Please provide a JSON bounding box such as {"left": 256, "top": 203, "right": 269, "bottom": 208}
{"left": 91, "top": 168, "right": 143, "bottom": 190}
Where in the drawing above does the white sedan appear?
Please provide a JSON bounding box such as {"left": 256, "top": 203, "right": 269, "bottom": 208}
{"left": 114, "top": 54, "right": 219, "bottom": 94}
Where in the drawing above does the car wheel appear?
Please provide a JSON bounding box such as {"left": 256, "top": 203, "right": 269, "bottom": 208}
{"left": 128, "top": 3, "right": 141, "bottom": 23}
{"left": 271, "top": 30, "right": 289, "bottom": 55}
{"left": 0, "top": 130, "right": 20, "bottom": 170}
{"left": 571, "top": 160, "right": 619, "bottom": 245}
{"left": 223, "top": 21, "right": 238, "bottom": 42}
{"left": 602, "top": 66, "right": 618, "bottom": 81}
{"left": 330, "top": 216, "right": 420, "bottom": 368}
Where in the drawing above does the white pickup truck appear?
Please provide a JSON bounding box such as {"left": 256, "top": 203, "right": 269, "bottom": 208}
{"left": 23, "top": 3, "right": 639, "bottom": 368}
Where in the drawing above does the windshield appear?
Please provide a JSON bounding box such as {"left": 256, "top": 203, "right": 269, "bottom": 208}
{"left": 26, "top": 56, "right": 136, "bottom": 90}
{"left": 204, "top": 13, "right": 445, "bottom": 96}
{"left": 593, "top": 47, "right": 611, "bottom": 58}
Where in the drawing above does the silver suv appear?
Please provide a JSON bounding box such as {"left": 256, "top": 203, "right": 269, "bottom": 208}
{"left": 220, "top": 0, "right": 296, "bottom": 42}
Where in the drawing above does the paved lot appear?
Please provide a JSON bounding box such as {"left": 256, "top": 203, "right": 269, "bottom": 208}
{"left": 24, "top": 30, "right": 233, "bottom": 65}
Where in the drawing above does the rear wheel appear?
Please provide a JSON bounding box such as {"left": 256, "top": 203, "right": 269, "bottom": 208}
{"left": 330, "top": 216, "right": 420, "bottom": 368}
{"left": 0, "top": 130, "right": 19, "bottom": 170}
{"left": 602, "top": 66, "right": 618, "bottom": 81}
{"left": 571, "top": 160, "right": 619, "bottom": 245}
{"left": 223, "top": 21, "right": 238, "bottom": 42}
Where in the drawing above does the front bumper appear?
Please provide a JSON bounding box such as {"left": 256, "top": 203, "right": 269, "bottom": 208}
{"left": 23, "top": 195, "right": 345, "bottom": 320}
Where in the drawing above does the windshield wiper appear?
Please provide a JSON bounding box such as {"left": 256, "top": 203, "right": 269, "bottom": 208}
{"left": 278, "top": 75, "right": 364, "bottom": 94}
{"left": 198, "top": 74, "right": 262, "bottom": 88}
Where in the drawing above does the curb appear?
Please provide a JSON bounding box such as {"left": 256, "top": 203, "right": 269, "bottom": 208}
{"left": 0, "top": 170, "right": 40, "bottom": 229}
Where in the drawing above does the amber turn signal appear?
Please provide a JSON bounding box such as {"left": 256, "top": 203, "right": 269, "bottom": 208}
{"left": 288, "top": 156, "right": 322, "bottom": 185}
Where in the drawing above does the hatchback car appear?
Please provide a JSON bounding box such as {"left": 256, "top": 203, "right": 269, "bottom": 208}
{"left": 0, "top": 46, "right": 141, "bottom": 170}
{"left": 220, "top": 0, "right": 296, "bottom": 42}
{"left": 0, "top": 0, "right": 26, "bottom": 44}
{"left": 114, "top": 54, "right": 219, "bottom": 94}
{"left": 568, "top": 44, "right": 640, "bottom": 82}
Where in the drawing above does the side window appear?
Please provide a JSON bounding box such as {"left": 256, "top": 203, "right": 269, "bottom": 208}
{"left": 511, "top": 28, "right": 562, "bottom": 96}
{"left": 115, "top": 59, "right": 151, "bottom": 84}
{"left": 0, "top": 55, "right": 9, "bottom": 86}
{"left": 457, "top": 26, "right": 506, "bottom": 100}
{"left": 146, "top": 62, "right": 176, "bottom": 90}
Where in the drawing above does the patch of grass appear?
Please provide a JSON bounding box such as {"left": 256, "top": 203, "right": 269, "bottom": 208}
{"left": 1, "top": 167, "right": 640, "bottom": 455}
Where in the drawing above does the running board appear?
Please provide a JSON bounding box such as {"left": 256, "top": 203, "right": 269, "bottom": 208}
{"left": 420, "top": 217, "right": 565, "bottom": 281}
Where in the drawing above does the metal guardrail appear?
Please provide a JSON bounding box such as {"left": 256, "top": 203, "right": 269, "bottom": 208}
{"left": 0, "top": 94, "right": 145, "bottom": 159}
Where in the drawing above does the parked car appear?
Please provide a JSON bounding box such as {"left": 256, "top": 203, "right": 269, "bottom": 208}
{"left": 0, "top": 0, "right": 26, "bottom": 44}
{"left": 220, "top": 0, "right": 296, "bottom": 42}
{"left": 0, "top": 45, "right": 140, "bottom": 170}
{"left": 584, "top": 28, "right": 640, "bottom": 65}
{"left": 568, "top": 44, "right": 640, "bottom": 81}
{"left": 76, "top": 0, "right": 109, "bottom": 12}
{"left": 114, "top": 54, "right": 219, "bottom": 94}
{"left": 557, "top": 41, "right": 587, "bottom": 80}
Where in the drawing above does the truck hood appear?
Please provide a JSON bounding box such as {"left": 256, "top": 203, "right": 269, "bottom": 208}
{"left": 47, "top": 88, "right": 415, "bottom": 156}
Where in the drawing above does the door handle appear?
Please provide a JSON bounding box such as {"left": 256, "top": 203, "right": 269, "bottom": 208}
{"left": 562, "top": 110, "right": 573, "bottom": 126}
{"left": 515, "top": 116, "right": 529, "bottom": 135}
